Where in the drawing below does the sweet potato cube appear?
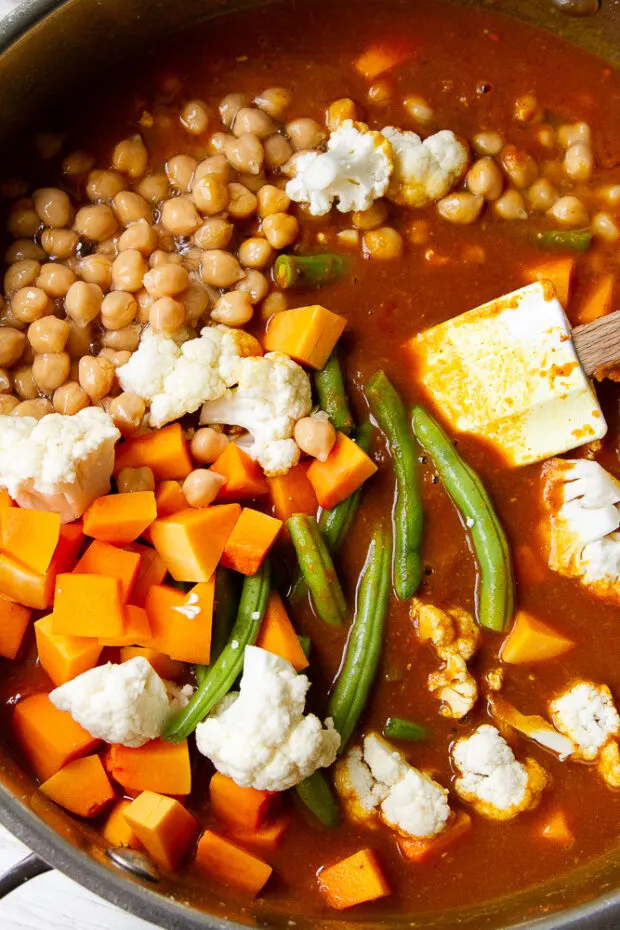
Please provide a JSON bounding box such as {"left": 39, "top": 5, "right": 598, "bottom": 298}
{"left": 0, "top": 553, "right": 53, "bottom": 611}
{"left": 145, "top": 580, "right": 213, "bottom": 664}
{"left": 103, "top": 799, "right": 143, "bottom": 849}
{"left": 318, "top": 848, "right": 391, "bottom": 909}
{"left": 150, "top": 504, "right": 241, "bottom": 582}
{"left": 230, "top": 816, "right": 290, "bottom": 853}
{"left": 397, "top": 810, "right": 472, "bottom": 863}
{"left": 501, "top": 610, "right": 574, "bottom": 664}
{"left": 83, "top": 491, "right": 157, "bottom": 546}
{"left": 194, "top": 830, "right": 272, "bottom": 896}
{"left": 209, "top": 773, "right": 276, "bottom": 831}
{"left": 126, "top": 543, "right": 167, "bottom": 607}
{"left": 307, "top": 432, "right": 377, "bottom": 509}
{"left": 540, "top": 809, "right": 574, "bottom": 845}
{"left": 105, "top": 739, "right": 191, "bottom": 795}
{"left": 124, "top": 791, "right": 199, "bottom": 870}
{"left": 13, "top": 693, "right": 100, "bottom": 781}
{"left": 98, "top": 604, "right": 151, "bottom": 648}
{"left": 354, "top": 38, "right": 416, "bottom": 79}
{"left": 0, "top": 508, "right": 61, "bottom": 575}
{"left": 210, "top": 444, "right": 268, "bottom": 502}
{"left": 0, "top": 596, "right": 32, "bottom": 659}
{"left": 523, "top": 257, "right": 574, "bottom": 308}
{"left": 52, "top": 573, "right": 125, "bottom": 638}
{"left": 155, "top": 481, "right": 188, "bottom": 517}
{"left": 263, "top": 305, "right": 347, "bottom": 370}
{"left": 220, "top": 508, "right": 281, "bottom": 576}
{"left": 256, "top": 592, "right": 309, "bottom": 671}
{"left": 40, "top": 754, "right": 115, "bottom": 818}
{"left": 114, "top": 424, "right": 193, "bottom": 481}
{"left": 73, "top": 540, "right": 141, "bottom": 603}
{"left": 119, "top": 645, "right": 184, "bottom": 680}
{"left": 35, "top": 614, "right": 102, "bottom": 686}
{"left": 267, "top": 462, "right": 318, "bottom": 526}
{"left": 578, "top": 273, "right": 615, "bottom": 325}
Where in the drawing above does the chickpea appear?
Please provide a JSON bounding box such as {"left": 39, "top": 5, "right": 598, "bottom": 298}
{"left": 255, "top": 187, "right": 289, "bottom": 221}
{"left": 112, "top": 191, "right": 151, "bottom": 227}
{"left": 62, "top": 151, "right": 95, "bottom": 177}
{"left": 598, "top": 185, "right": 620, "bottom": 208}
{"left": 527, "top": 178, "right": 558, "bottom": 213}
{"left": 180, "top": 100, "right": 210, "bottom": 135}
{"left": 0, "top": 369, "right": 11, "bottom": 393}
{"left": 466, "top": 158, "right": 503, "bottom": 200}
{"left": 362, "top": 226, "right": 404, "bottom": 259}
{"left": 118, "top": 218, "right": 158, "bottom": 255}
{"left": 262, "top": 213, "right": 299, "bottom": 249}
{"left": 112, "top": 135, "right": 148, "bottom": 179}
{"left": 472, "top": 131, "right": 504, "bottom": 156}
{"left": 101, "top": 290, "right": 137, "bottom": 329}
{"left": 160, "top": 196, "right": 201, "bottom": 237}
{"left": 190, "top": 427, "right": 229, "bottom": 465}
{"left": 558, "top": 121, "right": 591, "bottom": 149}
{"left": 201, "top": 250, "right": 244, "bottom": 288}
{"left": 367, "top": 78, "right": 393, "bottom": 106}
{"left": 564, "top": 142, "right": 594, "bottom": 181}
{"left": 500, "top": 145, "right": 538, "bottom": 189}
{"left": 182, "top": 282, "right": 210, "bottom": 325}
{"left": 99, "top": 347, "right": 132, "bottom": 369}
{"left": 513, "top": 93, "right": 540, "bottom": 124}
{"left": 74, "top": 203, "right": 118, "bottom": 241}
{"left": 337, "top": 229, "right": 359, "bottom": 248}
{"left": 182, "top": 468, "right": 226, "bottom": 507}
{"left": 117, "top": 466, "right": 155, "bottom": 494}
{"left": 4, "top": 259, "right": 41, "bottom": 295}
{"left": 592, "top": 212, "right": 620, "bottom": 243}
{"left": 0, "top": 395, "right": 19, "bottom": 414}
{"left": 86, "top": 169, "right": 125, "bottom": 202}
{"left": 76, "top": 253, "right": 112, "bottom": 290}
{"left": 194, "top": 155, "right": 233, "bottom": 184}
{"left": 149, "top": 297, "right": 186, "bottom": 334}
{"left": 41, "top": 228, "right": 79, "bottom": 260}
{"left": 135, "top": 288, "right": 154, "bottom": 324}
{"left": 224, "top": 132, "right": 264, "bottom": 175}
{"left": 326, "top": 98, "right": 361, "bottom": 131}
{"left": 294, "top": 414, "right": 336, "bottom": 462}
{"left": 101, "top": 323, "right": 142, "bottom": 351}
{"left": 194, "top": 218, "right": 234, "bottom": 250}
{"left": 65, "top": 321, "right": 93, "bottom": 360}
{"left": 238, "top": 172, "right": 267, "bottom": 194}
{"left": 192, "top": 175, "right": 229, "bottom": 215}
{"left": 227, "top": 183, "right": 258, "bottom": 220}
{"left": 143, "top": 263, "right": 189, "bottom": 298}
{"left": 219, "top": 93, "right": 249, "bottom": 128}
{"left": 0, "top": 328, "right": 26, "bottom": 368}
{"left": 32, "top": 352, "right": 71, "bottom": 393}
{"left": 13, "top": 365, "right": 38, "bottom": 399}
{"left": 286, "top": 118, "right": 326, "bottom": 151}
{"left": 28, "top": 316, "right": 70, "bottom": 354}
{"left": 136, "top": 173, "right": 169, "bottom": 205}
{"left": 5, "top": 240, "right": 45, "bottom": 263}
{"left": 236, "top": 269, "right": 269, "bottom": 304}
{"left": 181, "top": 244, "right": 203, "bottom": 273}
{"left": 402, "top": 94, "right": 434, "bottom": 124}
{"left": 406, "top": 219, "right": 430, "bottom": 246}
{"left": 233, "top": 107, "right": 275, "bottom": 140}
{"left": 109, "top": 391, "right": 146, "bottom": 434}
{"left": 53, "top": 381, "right": 90, "bottom": 415}
{"left": 34, "top": 189, "right": 73, "bottom": 231}
{"left": 208, "top": 132, "right": 232, "bottom": 155}
{"left": 166, "top": 154, "right": 197, "bottom": 192}
{"left": 12, "top": 398, "right": 53, "bottom": 418}
{"left": 533, "top": 124, "right": 556, "bottom": 149}
{"left": 149, "top": 247, "right": 181, "bottom": 268}
{"left": 65, "top": 281, "right": 103, "bottom": 326}
{"left": 263, "top": 133, "right": 293, "bottom": 170}
{"left": 237, "top": 236, "right": 274, "bottom": 270}
{"left": 7, "top": 200, "right": 41, "bottom": 238}
{"left": 211, "top": 290, "right": 254, "bottom": 326}
{"left": 547, "top": 195, "right": 588, "bottom": 228}
{"left": 79, "top": 355, "right": 114, "bottom": 401}
{"left": 35, "top": 262, "right": 76, "bottom": 298}
{"left": 111, "top": 250, "right": 147, "bottom": 293}
{"left": 493, "top": 189, "right": 528, "bottom": 220}
{"left": 11, "top": 287, "right": 52, "bottom": 324}
{"left": 352, "top": 201, "right": 389, "bottom": 230}
{"left": 260, "top": 290, "right": 287, "bottom": 321}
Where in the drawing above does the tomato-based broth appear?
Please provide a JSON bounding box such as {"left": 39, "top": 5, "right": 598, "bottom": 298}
{"left": 1, "top": 0, "right": 620, "bottom": 921}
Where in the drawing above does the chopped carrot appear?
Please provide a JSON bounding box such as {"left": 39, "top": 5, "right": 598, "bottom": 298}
{"left": 263, "top": 305, "right": 347, "bottom": 370}
{"left": 73, "top": 539, "right": 141, "bottom": 603}
{"left": 145, "top": 580, "right": 213, "bottom": 664}
{"left": 577, "top": 274, "right": 615, "bottom": 325}
{"left": 318, "top": 848, "right": 391, "bottom": 910}
{"left": 268, "top": 461, "right": 318, "bottom": 527}
{"left": 397, "top": 811, "right": 472, "bottom": 863}
{"left": 13, "top": 693, "right": 100, "bottom": 781}
{"left": 124, "top": 791, "right": 199, "bottom": 871}
{"left": 501, "top": 610, "right": 574, "bottom": 664}
{"left": 220, "top": 507, "right": 282, "bottom": 576}
{"left": 103, "top": 799, "right": 143, "bottom": 849}
{"left": 126, "top": 543, "right": 167, "bottom": 607}
{"left": 210, "top": 444, "right": 268, "bottom": 502}
{"left": 230, "top": 816, "right": 290, "bottom": 854}
{"left": 540, "top": 809, "right": 574, "bottom": 845}
{"left": 115, "top": 424, "right": 193, "bottom": 481}
{"left": 35, "top": 614, "right": 103, "bottom": 686}
{"left": 40, "top": 754, "right": 115, "bottom": 818}
{"left": 209, "top": 773, "right": 276, "bottom": 831}
{"left": 52, "top": 573, "right": 125, "bottom": 638}
{"left": 256, "top": 592, "right": 309, "bottom": 671}
{"left": 523, "top": 257, "right": 574, "bottom": 308}
{"left": 150, "top": 504, "right": 241, "bottom": 582}
{"left": 194, "top": 829, "right": 272, "bottom": 896}
{"left": 98, "top": 604, "right": 151, "bottom": 648}
{"left": 0, "top": 596, "right": 32, "bottom": 659}
{"left": 104, "top": 739, "right": 192, "bottom": 795}
{"left": 0, "top": 508, "right": 61, "bottom": 575}
{"left": 354, "top": 38, "right": 416, "bottom": 79}
{"left": 155, "top": 481, "right": 189, "bottom": 518}
{"left": 307, "top": 432, "right": 377, "bottom": 509}
{"left": 119, "top": 645, "right": 185, "bottom": 680}
{"left": 83, "top": 491, "right": 157, "bottom": 546}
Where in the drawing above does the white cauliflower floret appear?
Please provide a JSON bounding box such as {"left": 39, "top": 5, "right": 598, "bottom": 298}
{"left": 452, "top": 724, "right": 549, "bottom": 820}
{"left": 550, "top": 681, "right": 620, "bottom": 762}
{"left": 334, "top": 733, "right": 451, "bottom": 838}
{"left": 383, "top": 127, "right": 469, "bottom": 208}
{"left": 195, "top": 646, "right": 339, "bottom": 791}
{"left": 199, "top": 352, "right": 312, "bottom": 476}
{"left": 285, "top": 120, "right": 393, "bottom": 216}
{"left": 49, "top": 657, "right": 192, "bottom": 748}
{"left": 117, "top": 325, "right": 262, "bottom": 429}
{"left": 0, "top": 407, "right": 120, "bottom": 523}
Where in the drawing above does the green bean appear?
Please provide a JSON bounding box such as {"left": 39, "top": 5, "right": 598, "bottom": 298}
{"left": 194, "top": 568, "right": 241, "bottom": 686}
{"left": 536, "top": 229, "right": 592, "bottom": 251}
{"left": 314, "top": 350, "right": 354, "bottom": 436}
{"left": 412, "top": 406, "right": 514, "bottom": 633}
{"left": 319, "top": 421, "right": 372, "bottom": 552}
{"left": 328, "top": 524, "right": 392, "bottom": 752}
{"left": 287, "top": 514, "right": 346, "bottom": 626}
{"left": 274, "top": 253, "right": 345, "bottom": 289}
{"left": 295, "top": 770, "right": 340, "bottom": 827}
{"left": 298, "top": 634, "right": 312, "bottom": 659}
{"left": 383, "top": 717, "right": 429, "bottom": 742}
{"left": 365, "top": 370, "right": 423, "bottom": 600}
{"left": 164, "top": 561, "right": 271, "bottom": 742}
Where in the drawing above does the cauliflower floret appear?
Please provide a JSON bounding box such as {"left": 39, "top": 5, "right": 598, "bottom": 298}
{"left": 195, "top": 646, "right": 339, "bottom": 791}
{"left": 0, "top": 407, "right": 120, "bottom": 523}
{"left": 489, "top": 695, "right": 576, "bottom": 760}
{"left": 452, "top": 724, "right": 549, "bottom": 820}
{"left": 334, "top": 733, "right": 451, "bottom": 839}
{"left": 550, "top": 681, "right": 620, "bottom": 761}
{"left": 49, "top": 657, "right": 192, "bottom": 748}
{"left": 285, "top": 120, "right": 393, "bottom": 216}
{"left": 598, "top": 741, "right": 620, "bottom": 788}
{"left": 412, "top": 599, "right": 481, "bottom": 718}
{"left": 542, "top": 458, "right": 620, "bottom": 604}
{"left": 199, "top": 351, "right": 312, "bottom": 476}
{"left": 117, "top": 325, "right": 262, "bottom": 428}
{"left": 382, "top": 127, "right": 469, "bottom": 208}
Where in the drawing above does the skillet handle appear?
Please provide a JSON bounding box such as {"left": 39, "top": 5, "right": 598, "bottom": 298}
{"left": 0, "top": 852, "right": 52, "bottom": 899}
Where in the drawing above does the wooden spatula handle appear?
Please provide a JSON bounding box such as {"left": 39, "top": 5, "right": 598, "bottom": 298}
{"left": 572, "top": 309, "right": 620, "bottom": 378}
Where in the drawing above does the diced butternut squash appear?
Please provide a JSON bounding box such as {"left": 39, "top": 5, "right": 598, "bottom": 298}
{"left": 263, "top": 305, "right": 347, "bottom": 370}
{"left": 268, "top": 462, "right": 318, "bottom": 526}
{"left": 354, "top": 38, "right": 416, "bottom": 79}
{"left": 98, "top": 604, "right": 151, "bottom": 648}
{"left": 540, "top": 809, "right": 574, "bottom": 845}
{"left": 105, "top": 739, "right": 191, "bottom": 795}
{"left": 194, "top": 829, "right": 272, "bottom": 896}
{"left": 523, "top": 257, "right": 574, "bottom": 308}
{"left": 0, "top": 508, "right": 61, "bottom": 575}
{"left": 0, "top": 554, "right": 53, "bottom": 611}
{"left": 209, "top": 773, "right": 276, "bottom": 831}
{"left": 210, "top": 444, "right": 268, "bottom": 502}
{"left": 501, "top": 610, "right": 574, "bottom": 665}
{"left": 114, "top": 424, "right": 193, "bottom": 481}
{"left": 230, "top": 816, "right": 290, "bottom": 854}
{"left": 127, "top": 543, "right": 167, "bottom": 607}
{"left": 220, "top": 508, "right": 281, "bottom": 576}
{"left": 318, "top": 848, "right": 391, "bottom": 910}
{"left": 13, "top": 693, "right": 100, "bottom": 781}
{"left": 83, "top": 491, "right": 157, "bottom": 546}
{"left": 150, "top": 504, "right": 241, "bottom": 583}
{"left": 124, "top": 791, "right": 199, "bottom": 870}
{"left": 40, "top": 754, "right": 115, "bottom": 818}
{"left": 256, "top": 592, "right": 309, "bottom": 671}
{"left": 103, "top": 799, "right": 143, "bottom": 849}
{"left": 145, "top": 581, "right": 213, "bottom": 664}
{"left": 307, "top": 432, "right": 377, "bottom": 509}
{"left": 155, "top": 481, "right": 188, "bottom": 518}
{"left": 577, "top": 274, "right": 615, "bottom": 325}
{"left": 0, "top": 596, "right": 32, "bottom": 659}
{"left": 35, "top": 614, "right": 103, "bottom": 686}
{"left": 119, "top": 646, "right": 185, "bottom": 680}
{"left": 397, "top": 811, "right": 472, "bottom": 863}
{"left": 73, "top": 540, "right": 141, "bottom": 603}
{"left": 52, "top": 573, "right": 125, "bottom": 638}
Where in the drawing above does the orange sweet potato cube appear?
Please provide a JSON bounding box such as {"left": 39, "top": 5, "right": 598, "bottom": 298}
{"left": 0, "top": 596, "right": 32, "bottom": 659}
{"left": 318, "top": 848, "right": 391, "bottom": 909}
{"left": 145, "top": 581, "right": 213, "bottom": 664}
{"left": 114, "top": 424, "right": 193, "bottom": 481}
{"left": 210, "top": 444, "right": 268, "bottom": 503}
{"left": 209, "top": 772, "right": 276, "bottom": 831}
{"left": 83, "top": 491, "right": 157, "bottom": 545}
{"left": 103, "top": 799, "right": 143, "bottom": 849}
{"left": 119, "top": 646, "right": 185, "bottom": 680}
{"left": 35, "top": 614, "right": 102, "bottom": 686}
{"left": 220, "top": 508, "right": 281, "bottom": 576}
{"left": 73, "top": 540, "right": 141, "bottom": 603}
{"left": 150, "top": 504, "right": 241, "bottom": 582}
{"left": 0, "top": 508, "right": 61, "bottom": 574}
{"left": 124, "top": 791, "right": 199, "bottom": 870}
{"left": 40, "top": 754, "right": 115, "bottom": 818}
{"left": 256, "top": 592, "right": 309, "bottom": 671}
{"left": 13, "top": 693, "right": 100, "bottom": 781}
{"left": 98, "top": 604, "right": 151, "bottom": 648}
{"left": 263, "top": 305, "right": 347, "bottom": 370}
{"left": 104, "top": 739, "right": 192, "bottom": 796}
{"left": 194, "top": 829, "right": 272, "bottom": 896}
{"left": 307, "top": 432, "right": 377, "bottom": 509}
{"left": 267, "top": 462, "right": 318, "bottom": 525}
{"left": 126, "top": 543, "right": 167, "bottom": 608}
{"left": 52, "top": 573, "right": 125, "bottom": 638}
